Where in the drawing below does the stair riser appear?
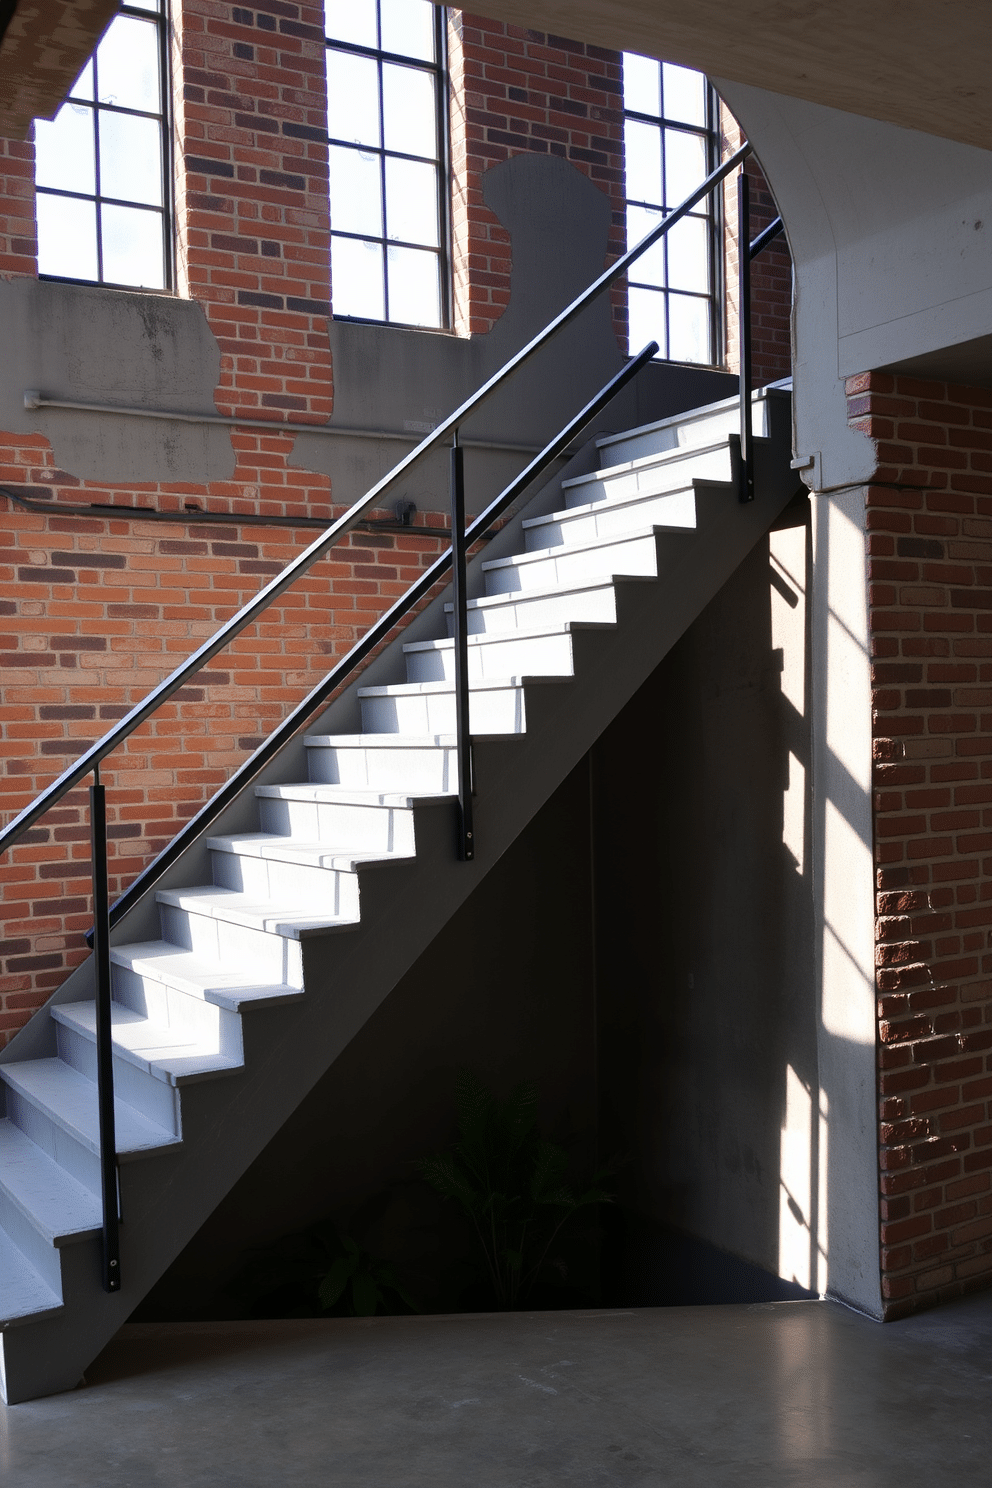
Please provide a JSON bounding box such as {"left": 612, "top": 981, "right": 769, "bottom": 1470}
{"left": 405, "top": 633, "right": 575, "bottom": 684}
{"left": 358, "top": 688, "right": 526, "bottom": 736}
{"left": 483, "top": 535, "right": 659, "bottom": 596}
{"left": 561, "top": 444, "right": 731, "bottom": 510}
{"left": 256, "top": 795, "right": 416, "bottom": 854}
{"left": 210, "top": 849, "right": 360, "bottom": 917}
{"left": 1, "top": 1086, "right": 101, "bottom": 1200}
{"left": 111, "top": 962, "right": 239, "bottom": 1053}
{"left": 0, "top": 1190, "right": 63, "bottom": 1296}
{"left": 525, "top": 487, "right": 696, "bottom": 552}
{"left": 597, "top": 398, "right": 770, "bottom": 466}
{"left": 305, "top": 743, "right": 456, "bottom": 793}
{"left": 55, "top": 1023, "right": 179, "bottom": 1136}
{"left": 158, "top": 903, "right": 305, "bottom": 989}
{"left": 449, "top": 585, "right": 618, "bottom": 636}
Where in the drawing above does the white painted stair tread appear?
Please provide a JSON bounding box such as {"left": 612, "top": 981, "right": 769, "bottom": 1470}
{"left": 155, "top": 885, "right": 359, "bottom": 937}
{"left": 304, "top": 732, "right": 458, "bottom": 747}
{"left": 404, "top": 617, "right": 612, "bottom": 653}
{"left": 206, "top": 834, "right": 411, "bottom": 872}
{"left": 110, "top": 943, "right": 303, "bottom": 1010}
{"left": 254, "top": 783, "right": 447, "bottom": 807}
{"left": 0, "top": 1226, "right": 61, "bottom": 1327}
{"left": 0, "top": 1059, "right": 180, "bottom": 1159}
{"left": 357, "top": 676, "right": 556, "bottom": 697}
{"left": 482, "top": 524, "right": 662, "bottom": 571}
{"left": 445, "top": 575, "right": 629, "bottom": 615}
{"left": 0, "top": 1119, "right": 101, "bottom": 1246}
{"left": 51, "top": 1003, "right": 243, "bottom": 1087}
{"left": 563, "top": 435, "right": 732, "bottom": 491}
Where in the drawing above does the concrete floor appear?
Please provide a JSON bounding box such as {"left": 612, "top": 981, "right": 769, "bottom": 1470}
{"left": 2, "top": 1294, "right": 991, "bottom": 1486}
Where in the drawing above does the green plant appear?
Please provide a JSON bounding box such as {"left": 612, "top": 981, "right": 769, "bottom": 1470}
{"left": 318, "top": 1234, "right": 417, "bottom": 1317}
{"left": 229, "top": 1223, "right": 417, "bottom": 1318}
{"left": 417, "top": 1070, "right": 613, "bottom": 1310}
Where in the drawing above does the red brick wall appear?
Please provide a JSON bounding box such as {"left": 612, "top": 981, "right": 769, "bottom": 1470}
{"left": 848, "top": 370, "right": 992, "bottom": 1315}
{"left": 450, "top": 13, "right": 626, "bottom": 341}
{"left": 0, "top": 0, "right": 451, "bottom": 1044}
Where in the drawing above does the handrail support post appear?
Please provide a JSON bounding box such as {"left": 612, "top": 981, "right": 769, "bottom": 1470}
{"left": 450, "top": 436, "right": 475, "bottom": 861}
{"left": 738, "top": 169, "right": 754, "bottom": 504}
{"left": 89, "top": 772, "right": 121, "bottom": 1293}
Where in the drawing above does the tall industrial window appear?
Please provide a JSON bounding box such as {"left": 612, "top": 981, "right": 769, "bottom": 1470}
{"left": 622, "top": 55, "right": 719, "bottom": 365}
{"left": 325, "top": 0, "right": 448, "bottom": 327}
{"left": 34, "top": 0, "right": 171, "bottom": 291}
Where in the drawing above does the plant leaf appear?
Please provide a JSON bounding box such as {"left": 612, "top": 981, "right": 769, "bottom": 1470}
{"left": 351, "top": 1270, "right": 380, "bottom": 1317}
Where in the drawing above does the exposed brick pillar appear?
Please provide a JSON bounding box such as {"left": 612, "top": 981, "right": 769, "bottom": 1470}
{"left": 0, "top": 134, "right": 37, "bottom": 276}
{"left": 721, "top": 107, "right": 791, "bottom": 385}
{"left": 849, "top": 370, "right": 992, "bottom": 1315}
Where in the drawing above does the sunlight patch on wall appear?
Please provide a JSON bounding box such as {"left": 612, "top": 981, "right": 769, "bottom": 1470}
{"left": 779, "top": 1063, "right": 813, "bottom": 1289}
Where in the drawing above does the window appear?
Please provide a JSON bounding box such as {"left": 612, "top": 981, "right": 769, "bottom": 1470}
{"left": 34, "top": 0, "right": 171, "bottom": 291}
{"left": 622, "top": 54, "right": 719, "bottom": 365}
{"left": 324, "top": 0, "right": 448, "bottom": 328}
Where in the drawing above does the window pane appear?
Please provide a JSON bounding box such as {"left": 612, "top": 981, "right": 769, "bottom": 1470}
{"left": 662, "top": 63, "right": 706, "bottom": 127}
{"left": 624, "top": 119, "right": 662, "bottom": 207}
{"left": 628, "top": 286, "right": 667, "bottom": 360}
{"left": 668, "top": 294, "right": 710, "bottom": 364}
{"left": 332, "top": 234, "right": 385, "bottom": 318}
{"left": 379, "top": 0, "right": 435, "bottom": 61}
{"left": 329, "top": 145, "right": 383, "bottom": 236}
{"left": 622, "top": 52, "right": 660, "bottom": 117}
{"left": 626, "top": 204, "right": 665, "bottom": 287}
{"left": 101, "top": 204, "right": 165, "bottom": 288}
{"left": 665, "top": 128, "right": 707, "bottom": 207}
{"left": 35, "top": 101, "right": 95, "bottom": 195}
{"left": 386, "top": 244, "right": 440, "bottom": 326}
{"left": 128, "top": 0, "right": 162, "bottom": 11}
{"left": 69, "top": 59, "right": 94, "bottom": 101}
{"left": 324, "top": 0, "right": 377, "bottom": 49}
{"left": 99, "top": 111, "right": 162, "bottom": 206}
{"left": 382, "top": 63, "right": 436, "bottom": 157}
{"left": 327, "top": 48, "right": 380, "bottom": 147}
{"left": 385, "top": 156, "right": 438, "bottom": 246}
{"left": 666, "top": 214, "right": 709, "bottom": 293}
{"left": 37, "top": 194, "right": 98, "bottom": 280}
{"left": 97, "top": 15, "right": 161, "bottom": 113}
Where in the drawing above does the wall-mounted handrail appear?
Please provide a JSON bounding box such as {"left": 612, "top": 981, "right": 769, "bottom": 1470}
{"left": 0, "top": 139, "right": 751, "bottom": 861}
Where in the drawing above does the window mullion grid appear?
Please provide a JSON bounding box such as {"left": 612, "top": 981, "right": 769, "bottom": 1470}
{"left": 92, "top": 55, "right": 104, "bottom": 283}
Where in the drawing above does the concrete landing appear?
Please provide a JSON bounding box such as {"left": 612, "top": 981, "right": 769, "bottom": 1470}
{"left": 3, "top": 1294, "right": 991, "bottom": 1485}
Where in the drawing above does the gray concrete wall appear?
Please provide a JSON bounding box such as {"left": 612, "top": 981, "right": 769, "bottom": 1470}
{"left": 594, "top": 497, "right": 817, "bottom": 1294}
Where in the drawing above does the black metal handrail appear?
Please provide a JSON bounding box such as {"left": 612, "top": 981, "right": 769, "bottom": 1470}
{"left": 1, "top": 138, "right": 790, "bottom": 1302}
{"left": 0, "top": 140, "right": 751, "bottom": 860}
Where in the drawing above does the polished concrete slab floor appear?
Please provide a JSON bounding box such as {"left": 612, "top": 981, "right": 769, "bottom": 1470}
{"left": 2, "top": 1293, "right": 991, "bottom": 1487}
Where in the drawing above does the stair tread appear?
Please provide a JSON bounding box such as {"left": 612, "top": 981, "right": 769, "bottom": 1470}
{"left": 403, "top": 619, "right": 611, "bottom": 654}
{"left": 303, "top": 732, "right": 459, "bottom": 748}
{"left": 0, "top": 1224, "right": 62, "bottom": 1327}
{"left": 482, "top": 524, "right": 664, "bottom": 572}
{"left": 0, "top": 1058, "right": 180, "bottom": 1159}
{"left": 254, "top": 783, "right": 446, "bottom": 807}
{"left": 111, "top": 942, "right": 303, "bottom": 1010}
{"left": 357, "top": 676, "right": 556, "bottom": 698}
{"left": 523, "top": 478, "right": 698, "bottom": 530}
{"left": 593, "top": 383, "right": 785, "bottom": 461}
{"left": 205, "top": 834, "right": 412, "bottom": 871}
{"left": 156, "top": 885, "right": 359, "bottom": 937}
{"left": 51, "top": 1002, "right": 243, "bottom": 1086}
{"left": 445, "top": 575, "right": 629, "bottom": 615}
{"left": 562, "top": 438, "right": 729, "bottom": 491}
{"left": 0, "top": 1118, "right": 101, "bottom": 1247}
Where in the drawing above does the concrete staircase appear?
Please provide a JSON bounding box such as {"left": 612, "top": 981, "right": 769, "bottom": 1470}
{"left": 0, "top": 386, "right": 796, "bottom": 1403}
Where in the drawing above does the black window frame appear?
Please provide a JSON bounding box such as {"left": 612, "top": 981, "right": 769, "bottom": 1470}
{"left": 35, "top": 0, "right": 174, "bottom": 294}
{"left": 325, "top": 1, "right": 451, "bottom": 331}
{"left": 622, "top": 57, "right": 722, "bottom": 368}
